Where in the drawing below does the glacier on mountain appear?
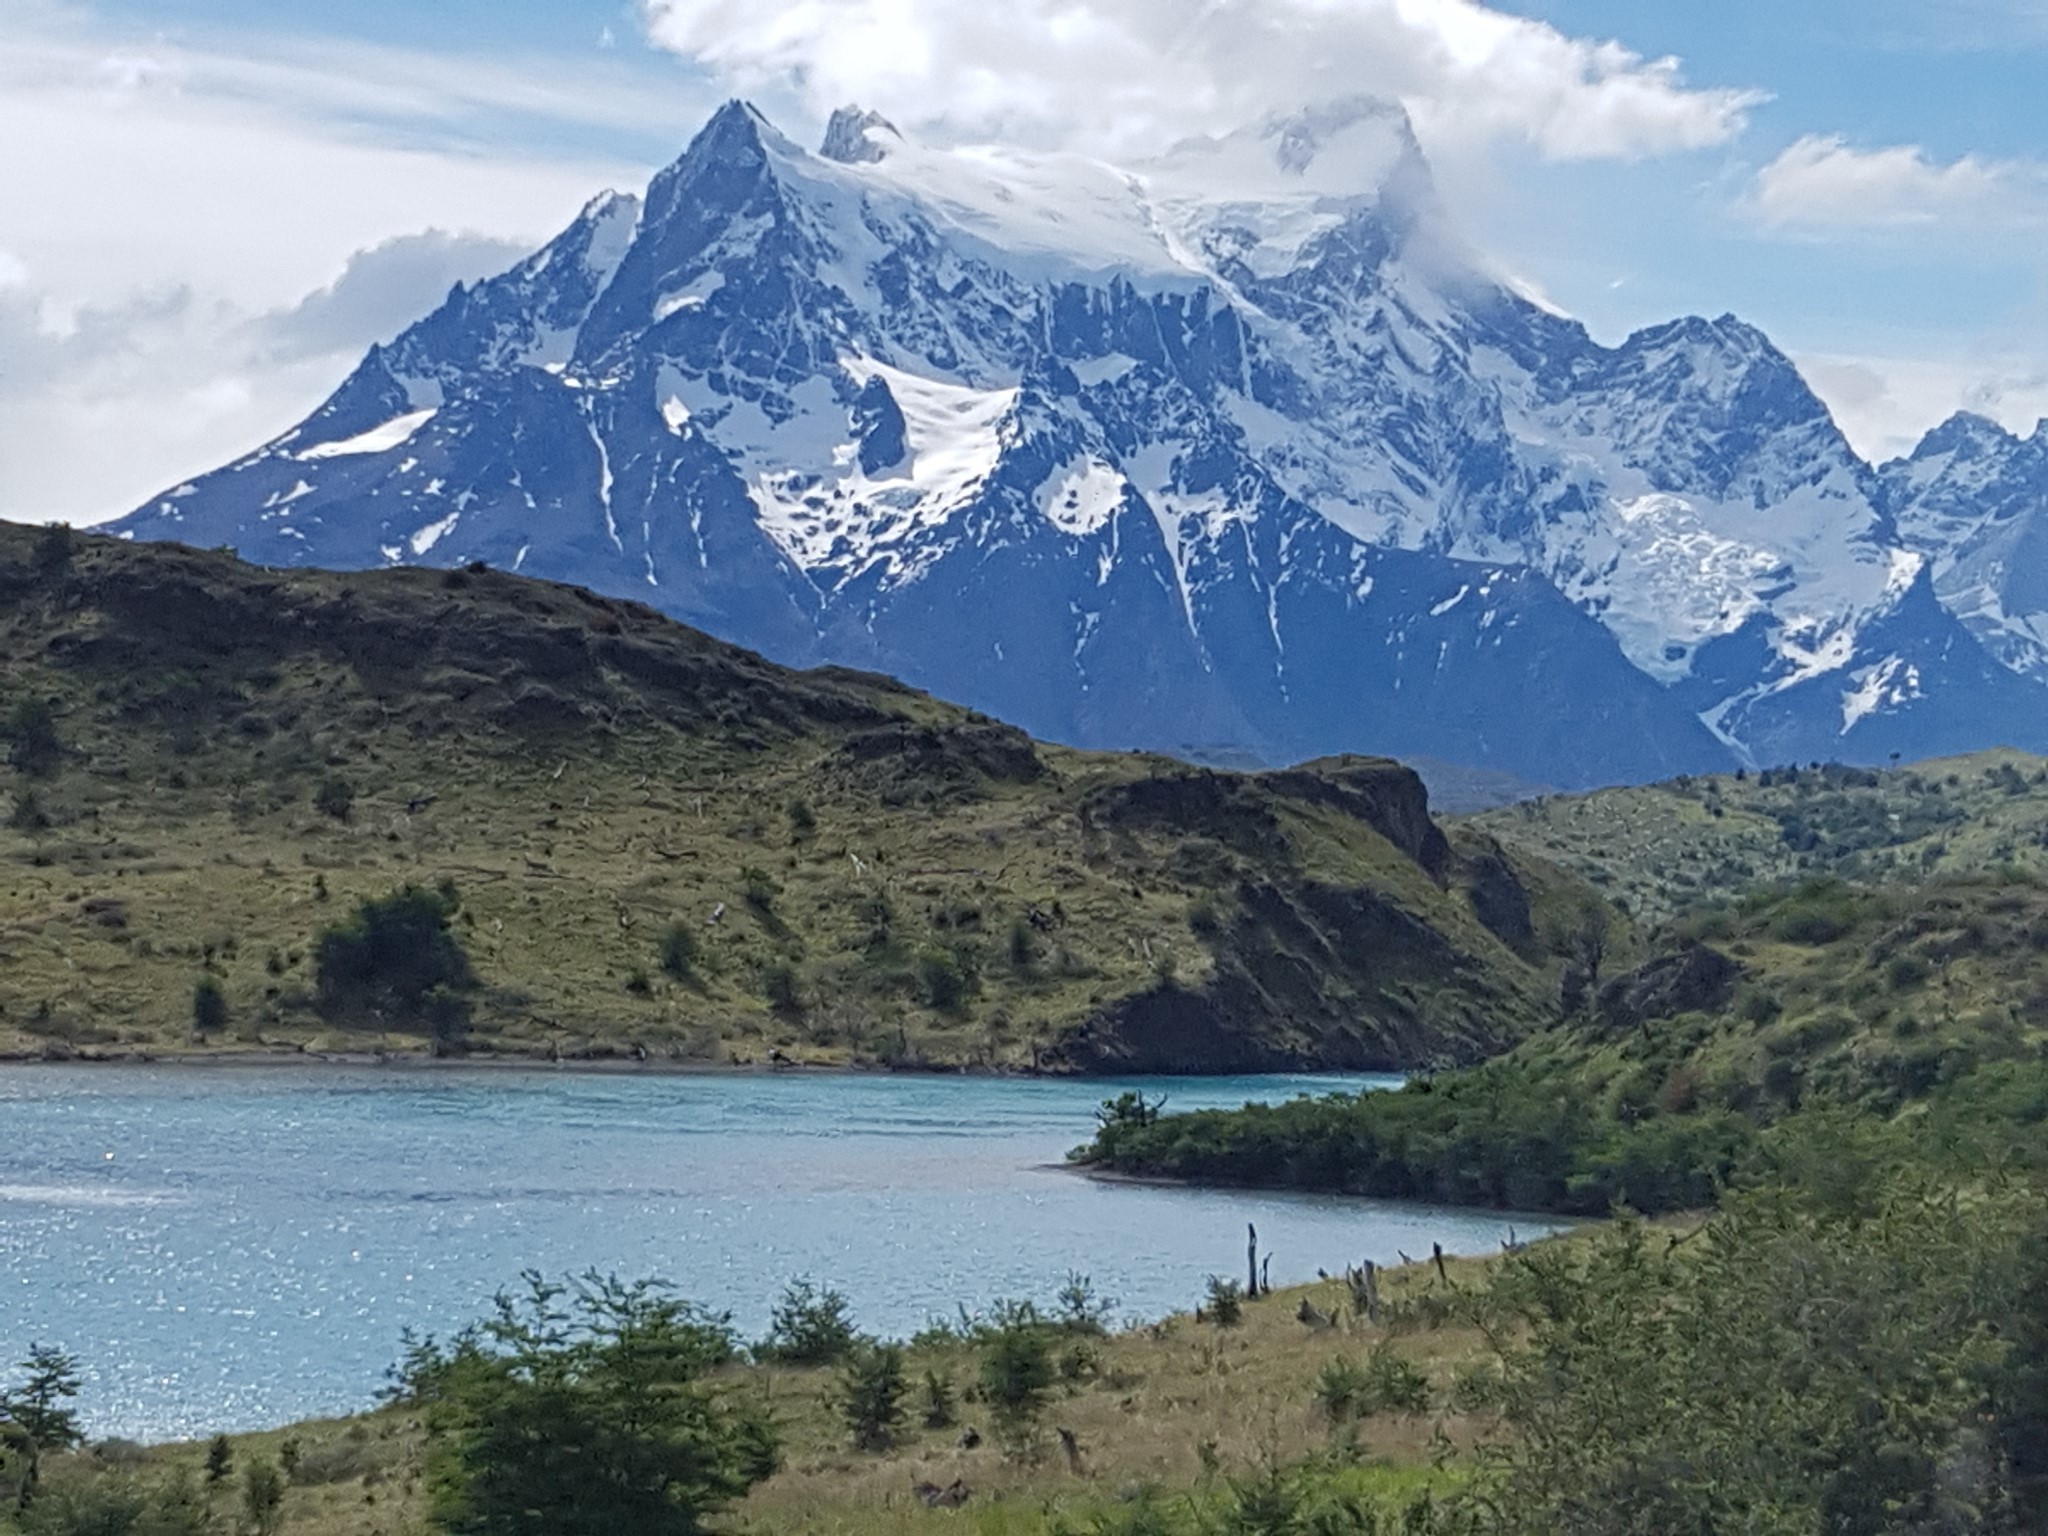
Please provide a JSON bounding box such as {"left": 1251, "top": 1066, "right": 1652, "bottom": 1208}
{"left": 111, "top": 98, "right": 2048, "bottom": 788}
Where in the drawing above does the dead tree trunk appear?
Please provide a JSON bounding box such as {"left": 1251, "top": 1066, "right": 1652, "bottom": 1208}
{"left": 1247, "top": 1224, "right": 1260, "bottom": 1298}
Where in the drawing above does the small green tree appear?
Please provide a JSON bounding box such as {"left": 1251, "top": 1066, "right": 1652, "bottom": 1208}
{"left": 837, "top": 1342, "right": 907, "bottom": 1452}
{"left": 786, "top": 799, "right": 816, "bottom": 839}
{"left": 1203, "top": 1277, "right": 1243, "bottom": 1327}
{"left": 203, "top": 1434, "right": 232, "bottom": 1486}
{"left": 659, "top": 922, "right": 699, "bottom": 981}
{"left": 917, "top": 946, "right": 970, "bottom": 1013}
{"left": 419, "top": 1272, "right": 771, "bottom": 1536}
{"left": 31, "top": 522, "right": 75, "bottom": 576}
{"left": 313, "top": 777, "right": 354, "bottom": 822}
{"left": 760, "top": 961, "right": 801, "bottom": 1014}
{"left": 1006, "top": 919, "right": 1037, "bottom": 972}
{"left": 920, "top": 1370, "right": 956, "bottom": 1430}
{"left": 3, "top": 1345, "right": 82, "bottom": 1451}
{"left": 977, "top": 1301, "right": 1055, "bottom": 1438}
{"left": 5, "top": 699, "right": 62, "bottom": 780}
{"left": 757, "top": 1279, "right": 858, "bottom": 1365}
{"left": 241, "top": 1459, "right": 284, "bottom": 1536}
{"left": 191, "top": 977, "right": 228, "bottom": 1035}
{"left": 6, "top": 788, "right": 48, "bottom": 833}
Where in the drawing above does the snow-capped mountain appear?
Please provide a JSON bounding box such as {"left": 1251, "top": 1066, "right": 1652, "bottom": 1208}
{"left": 113, "top": 100, "right": 2048, "bottom": 788}
{"left": 1881, "top": 412, "right": 2048, "bottom": 682}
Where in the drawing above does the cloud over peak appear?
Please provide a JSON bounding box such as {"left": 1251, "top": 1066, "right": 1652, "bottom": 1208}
{"left": 640, "top": 0, "right": 1762, "bottom": 165}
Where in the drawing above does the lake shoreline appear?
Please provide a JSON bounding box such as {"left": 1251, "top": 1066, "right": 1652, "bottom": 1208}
{"left": 0, "top": 1046, "right": 1392, "bottom": 1085}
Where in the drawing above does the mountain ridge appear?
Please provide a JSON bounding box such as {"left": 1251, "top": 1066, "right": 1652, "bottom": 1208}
{"left": 110, "top": 98, "right": 2048, "bottom": 787}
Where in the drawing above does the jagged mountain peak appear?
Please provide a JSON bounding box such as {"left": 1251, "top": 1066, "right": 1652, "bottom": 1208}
{"left": 1904, "top": 409, "right": 2021, "bottom": 463}
{"left": 110, "top": 97, "right": 2048, "bottom": 786}
{"left": 820, "top": 104, "right": 902, "bottom": 164}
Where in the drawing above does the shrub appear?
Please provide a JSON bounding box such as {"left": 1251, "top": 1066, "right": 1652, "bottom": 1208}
{"left": 3, "top": 1343, "right": 83, "bottom": 1449}
{"left": 624, "top": 966, "right": 652, "bottom": 997}
{"left": 32, "top": 521, "right": 76, "bottom": 574}
{"left": 977, "top": 1301, "right": 1056, "bottom": 1432}
{"left": 760, "top": 961, "right": 801, "bottom": 1013}
{"left": 191, "top": 977, "right": 228, "bottom": 1035}
{"left": 7, "top": 788, "right": 49, "bottom": 832}
{"left": 921, "top": 1370, "right": 957, "bottom": 1429}
{"left": 5, "top": 697, "right": 62, "bottom": 779}
{"left": 15, "top": 1473, "right": 209, "bottom": 1536}
{"left": 741, "top": 866, "right": 779, "bottom": 914}
{"left": 786, "top": 798, "right": 817, "bottom": 838}
{"left": 758, "top": 1279, "right": 858, "bottom": 1365}
{"left": 418, "top": 1273, "right": 771, "bottom": 1536}
{"left": 1314, "top": 1357, "right": 1371, "bottom": 1422}
{"left": 241, "top": 1459, "right": 285, "bottom": 1536}
{"left": 918, "top": 945, "right": 971, "bottom": 1013}
{"left": 659, "top": 922, "right": 699, "bottom": 981}
{"left": 313, "top": 776, "right": 354, "bottom": 821}
{"left": 837, "top": 1342, "right": 908, "bottom": 1451}
{"left": 1203, "top": 1276, "right": 1244, "bottom": 1327}
{"left": 315, "top": 883, "right": 476, "bottom": 1035}
{"left": 1056, "top": 1272, "right": 1113, "bottom": 1335}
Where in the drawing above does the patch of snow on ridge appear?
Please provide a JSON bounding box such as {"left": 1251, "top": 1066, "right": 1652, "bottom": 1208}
{"left": 1841, "top": 656, "right": 1923, "bottom": 731}
{"left": 410, "top": 513, "right": 460, "bottom": 556}
{"left": 299, "top": 410, "right": 436, "bottom": 460}
{"left": 654, "top": 270, "right": 725, "bottom": 322}
{"left": 1038, "top": 459, "right": 1125, "bottom": 536}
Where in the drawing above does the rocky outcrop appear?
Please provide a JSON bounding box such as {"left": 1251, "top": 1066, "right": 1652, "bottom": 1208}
{"left": 1597, "top": 945, "right": 1741, "bottom": 1034}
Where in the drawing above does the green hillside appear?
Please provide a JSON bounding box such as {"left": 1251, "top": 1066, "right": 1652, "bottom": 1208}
{"left": 0, "top": 523, "right": 1595, "bottom": 1071}
{"left": 1467, "top": 751, "right": 2048, "bottom": 923}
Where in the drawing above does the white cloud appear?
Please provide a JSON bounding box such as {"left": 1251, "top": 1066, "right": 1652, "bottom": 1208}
{"left": 1752, "top": 135, "right": 2047, "bottom": 231}
{"left": 1797, "top": 350, "right": 2048, "bottom": 462}
{"left": 0, "top": 2, "right": 718, "bottom": 526}
{"left": 640, "top": 0, "right": 1762, "bottom": 165}
{"left": 0, "top": 233, "right": 534, "bottom": 527}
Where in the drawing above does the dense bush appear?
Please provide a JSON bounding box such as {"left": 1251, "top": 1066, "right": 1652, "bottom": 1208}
{"left": 314, "top": 883, "right": 476, "bottom": 1036}
{"left": 756, "top": 1279, "right": 858, "bottom": 1365}
{"left": 836, "top": 1342, "right": 907, "bottom": 1451}
{"left": 4, "top": 698, "right": 62, "bottom": 780}
{"left": 190, "top": 977, "right": 227, "bottom": 1035}
{"left": 410, "top": 1273, "right": 770, "bottom": 1536}
{"left": 313, "top": 776, "right": 354, "bottom": 821}
{"left": 658, "top": 922, "right": 698, "bottom": 981}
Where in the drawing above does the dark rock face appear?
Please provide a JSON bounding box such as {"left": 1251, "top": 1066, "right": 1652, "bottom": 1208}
{"left": 1597, "top": 945, "right": 1742, "bottom": 1034}
{"left": 111, "top": 100, "right": 2048, "bottom": 790}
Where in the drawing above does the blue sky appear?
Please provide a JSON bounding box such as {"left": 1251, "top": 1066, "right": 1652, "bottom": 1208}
{"left": 4, "top": 0, "right": 2045, "bottom": 523}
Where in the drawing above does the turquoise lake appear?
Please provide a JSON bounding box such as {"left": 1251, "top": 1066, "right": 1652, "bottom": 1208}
{"left": 0, "top": 1065, "right": 1555, "bottom": 1442}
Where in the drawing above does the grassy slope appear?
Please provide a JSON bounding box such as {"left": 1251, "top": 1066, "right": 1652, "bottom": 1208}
{"left": 0, "top": 525, "right": 1588, "bottom": 1071}
{"left": 1466, "top": 751, "right": 2048, "bottom": 924}
{"left": 33, "top": 1254, "right": 1513, "bottom": 1536}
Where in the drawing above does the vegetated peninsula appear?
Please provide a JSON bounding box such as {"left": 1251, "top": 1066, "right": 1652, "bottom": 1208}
{"left": 1082, "top": 753, "right": 2048, "bottom": 1216}
{"left": 0, "top": 522, "right": 1603, "bottom": 1072}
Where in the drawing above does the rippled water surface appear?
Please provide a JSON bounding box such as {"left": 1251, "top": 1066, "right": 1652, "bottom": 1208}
{"left": 0, "top": 1065, "right": 1554, "bottom": 1441}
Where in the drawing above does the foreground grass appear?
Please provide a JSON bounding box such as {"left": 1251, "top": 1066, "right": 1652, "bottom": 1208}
{"left": 34, "top": 1253, "right": 1517, "bottom": 1536}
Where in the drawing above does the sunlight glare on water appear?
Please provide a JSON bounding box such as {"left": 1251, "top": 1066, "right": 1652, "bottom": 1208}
{"left": 0, "top": 1065, "right": 1558, "bottom": 1441}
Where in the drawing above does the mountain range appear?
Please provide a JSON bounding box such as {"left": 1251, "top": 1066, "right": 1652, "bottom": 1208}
{"left": 111, "top": 98, "right": 2048, "bottom": 789}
